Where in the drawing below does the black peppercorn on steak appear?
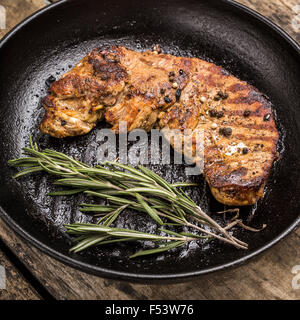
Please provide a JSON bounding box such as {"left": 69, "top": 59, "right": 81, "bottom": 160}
{"left": 40, "top": 46, "right": 279, "bottom": 206}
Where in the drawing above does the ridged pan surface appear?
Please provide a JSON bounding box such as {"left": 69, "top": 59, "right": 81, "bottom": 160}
{"left": 0, "top": 0, "right": 299, "bottom": 281}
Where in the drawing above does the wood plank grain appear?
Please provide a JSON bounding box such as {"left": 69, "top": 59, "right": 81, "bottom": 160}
{"left": 0, "top": 0, "right": 300, "bottom": 300}
{"left": 0, "top": 246, "right": 40, "bottom": 300}
{"left": 238, "top": 0, "right": 300, "bottom": 43}
{"left": 0, "top": 0, "right": 46, "bottom": 39}
{"left": 0, "top": 0, "right": 47, "bottom": 301}
{"left": 0, "top": 218, "right": 299, "bottom": 300}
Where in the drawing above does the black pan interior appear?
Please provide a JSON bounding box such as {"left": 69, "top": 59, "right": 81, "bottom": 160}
{"left": 0, "top": 0, "right": 299, "bottom": 281}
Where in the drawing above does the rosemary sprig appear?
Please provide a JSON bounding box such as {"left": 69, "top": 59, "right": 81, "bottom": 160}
{"left": 8, "top": 139, "right": 249, "bottom": 257}
{"left": 64, "top": 224, "right": 194, "bottom": 257}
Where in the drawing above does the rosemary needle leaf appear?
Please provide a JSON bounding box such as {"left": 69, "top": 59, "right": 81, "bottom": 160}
{"left": 170, "top": 182, "right": 198, "bottom": 188}
{"left": 104, "top": 161, "right": 154, "bottom": 182}
{"left": 97, "top": 213, "right": 115, "bottom": 224}
{"left": 136, "top": 194, "right": 163, "bottom": 225}
{"left": 84, "top": 191, "right": 137, "bottom": 206}
{"left": 138, "top": 165, "right": 175, "bottom": 194}
{"left": 70, "top": 236, "right": 138, "bottom": 253}
{"left": 179, "top": 231, "right": 209, "bottom": 239}
{"left": 86, "top": 237, "right": 136, "bottom": 247}
{"left": 107, "top": 230, "right": 164, "bottom": 239}
{"left": 70, "top": 235, "right": 110, "bottom": 253}
{"left": 48, "top": 188, "right": 87, "bottom": 196}
{"left": 53, "top": 178, "right": 114, "bottom": 189}
{"left": 79, "top": 205, "right": 118, "bottom": 213}
{"left": 158, "top": 228, "right": 184, "bottom": 237}
{"left": 102, "top": 205, "right": 128, "bottom": 227}
{"left": 13, "top": 167, "right": 44, "bottom": 178}
{"left": 64, "top": 224, "right": 112, "bottom": 233}
{"left": 124, "top": 187, "right": 174, "bottom": 199}
{"left": 130, "top": 240, "right": 186, "bottom": 259}
{"left": 8, "top": 157, "right": 38, "bottom": 166}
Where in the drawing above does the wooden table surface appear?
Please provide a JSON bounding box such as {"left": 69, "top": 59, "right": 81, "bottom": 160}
{"left": 0, "top": 0, "right": 300, "bottom": 300}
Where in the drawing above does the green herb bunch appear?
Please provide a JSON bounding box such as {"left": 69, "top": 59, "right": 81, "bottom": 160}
{"left": 8, "top": 138, "right": 249, "bottom": 258}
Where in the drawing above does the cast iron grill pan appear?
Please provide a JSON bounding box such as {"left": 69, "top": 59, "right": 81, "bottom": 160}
{"left": 0, "top": 0, "right": 299, "bottom": 281}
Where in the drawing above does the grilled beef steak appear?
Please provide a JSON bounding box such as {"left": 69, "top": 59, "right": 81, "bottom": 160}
{"left": 40, "top": 46, "right": 279, "bottom": 206}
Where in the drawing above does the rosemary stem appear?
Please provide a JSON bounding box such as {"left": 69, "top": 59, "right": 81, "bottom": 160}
{"left": 193, "top": 206, "right": 244, "bottom": 246}
{"left": 185, "top": 222, "right": 247, "bottom": 249}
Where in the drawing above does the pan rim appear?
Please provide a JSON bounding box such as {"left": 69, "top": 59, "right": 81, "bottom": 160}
{"left": 0, "top": 0, "right": 299, "bottom": 282}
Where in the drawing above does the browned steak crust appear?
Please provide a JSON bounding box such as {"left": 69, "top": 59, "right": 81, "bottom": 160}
{"left": 40, "top": 46, "right": 279, "bottom": 206}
